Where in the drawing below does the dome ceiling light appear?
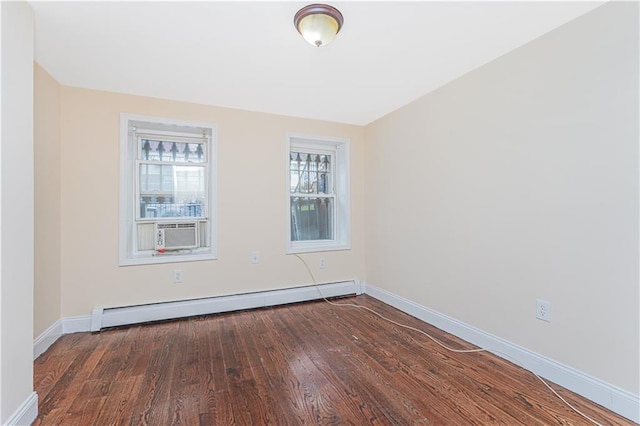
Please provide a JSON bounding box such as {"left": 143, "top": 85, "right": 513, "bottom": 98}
{"left": 294, "top": 4, "right": 344, "bottom": 47}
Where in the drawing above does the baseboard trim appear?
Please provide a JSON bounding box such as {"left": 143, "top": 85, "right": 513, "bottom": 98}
{"left": 62, "top": 315, "right": 92, "bottom": 334}
{"left": 363, "top": 283, "right": 640, "bottom": 423}
{"left": 33, "top": 319, "right": 63, "bottom": 360}
{"left": 4, "top": 391, "right": 38, "bottom": 426}
{"left": 95, "top": 280, "right": 360, "bottom": 330}
{"left": 34, "top": 315, "right": 93, "bottom": 361}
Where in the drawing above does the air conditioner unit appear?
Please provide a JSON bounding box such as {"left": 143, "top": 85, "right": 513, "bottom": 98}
{"left": 155, "top": 222, "right": 198, "bottom": 251}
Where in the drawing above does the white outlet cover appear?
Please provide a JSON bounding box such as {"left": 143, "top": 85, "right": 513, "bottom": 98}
{"left": 536, "top": 299, "right": 551, "bottom": 322}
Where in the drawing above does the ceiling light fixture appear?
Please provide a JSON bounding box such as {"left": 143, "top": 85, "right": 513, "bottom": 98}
{"left": 294, "top": 4, "right": 344, "bottom": 47}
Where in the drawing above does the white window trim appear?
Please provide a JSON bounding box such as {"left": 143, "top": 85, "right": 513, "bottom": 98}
{"left": 119, "top": 113, "right": 218, "bottom": 266}
{"left": 286, "top": 133, "right": 351, "bottom": 254}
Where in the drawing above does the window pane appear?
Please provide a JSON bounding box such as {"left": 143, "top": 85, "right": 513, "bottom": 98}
{"left": 139, "top": 164, "right": 206, "bottom": 218}
{"left": 290, "top": 196, "right": 333, "bottom": 241}
{"left": 140, "top": 139, "right": 205, "bottom": 163}
{"left": 290, "top": 151, "right": 331, "bottom": 194}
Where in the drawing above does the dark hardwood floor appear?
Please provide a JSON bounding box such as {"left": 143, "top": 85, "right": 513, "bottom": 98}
{"left": 34, "top": 295, "right": 633, "bottom": 425}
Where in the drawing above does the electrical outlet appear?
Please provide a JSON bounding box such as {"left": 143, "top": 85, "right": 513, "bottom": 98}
{"left": 173, "top": 269, "right": 183, "bottom": 283}
{"left": 250, "top": 251, "right": 260, "bottom": 264}
{"left": 536, "top": 299, "right": 551, "bottom": 322}
{"left": 319, "top": 258, "right": 326, "bottom": 269}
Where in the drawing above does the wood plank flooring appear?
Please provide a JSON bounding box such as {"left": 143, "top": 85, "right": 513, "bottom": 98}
{"left": 34, "top": 295, "right": 633, "bottom": 425}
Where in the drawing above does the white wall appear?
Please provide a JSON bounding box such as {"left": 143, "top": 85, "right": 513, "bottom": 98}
{"left": 1, "top": 1, "right": 36, "bottom": 422}
{"left": 364, "top": 1, "right": 638, "bottom": 394}
{"left": 58, "top": 87, "right": 365, "bottom": 317}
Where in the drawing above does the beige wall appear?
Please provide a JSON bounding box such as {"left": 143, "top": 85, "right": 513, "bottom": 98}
{"left": 34, "top": 63, "right": 62, "bottom": 338}
{"left": 59, "top": 87, "right": 365, "bottom": 317}
{"left": 1, "top": 0, "right": 35, "bottom": 421}
{"left": 364, "top": 1, "right": 639, "bottom": 393}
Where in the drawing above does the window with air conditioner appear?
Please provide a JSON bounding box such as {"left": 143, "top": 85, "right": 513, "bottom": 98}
{"left": 120, "top": 114, "right": 217, "bottom": 265}
{"left": 287, "top": 135, "right": 350, "bottom": 253}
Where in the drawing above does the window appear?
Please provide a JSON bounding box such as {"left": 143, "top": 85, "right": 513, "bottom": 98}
{"left": 120, "top": 114, "right": 217, "bottom": 265}
{"left": 287, "top": 135, "right": 350, "bottom": 253}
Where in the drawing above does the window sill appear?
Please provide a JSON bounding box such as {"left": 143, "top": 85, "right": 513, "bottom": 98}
{"left": 286, "top": 242, "right": 351, "bottom": 254}
{"left": 119, "top": 250, "right": 216, "bottom": 266}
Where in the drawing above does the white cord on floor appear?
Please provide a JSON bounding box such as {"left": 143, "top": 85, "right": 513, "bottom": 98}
{"left": 293, "top": 254, "right": 603, "bottom": 426}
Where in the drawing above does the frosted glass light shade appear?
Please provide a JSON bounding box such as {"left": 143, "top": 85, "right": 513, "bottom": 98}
{"left": 294, "top": 4, "right": 344, "bottom": 47}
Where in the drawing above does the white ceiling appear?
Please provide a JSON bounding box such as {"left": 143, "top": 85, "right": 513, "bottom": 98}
{"left": 31, "top": 1, "right": 604, "bottom": 125}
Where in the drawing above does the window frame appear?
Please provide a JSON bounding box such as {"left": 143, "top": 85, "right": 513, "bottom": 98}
{"left": 119, "top": 113, "right": 218, "bottom": 266}
{"left": 286, "top": 134, "right": 350, "bottom": 254}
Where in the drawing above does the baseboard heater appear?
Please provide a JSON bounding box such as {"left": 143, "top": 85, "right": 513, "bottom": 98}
{"left": 90, "top": 280, "right": 360, "bottom": 332}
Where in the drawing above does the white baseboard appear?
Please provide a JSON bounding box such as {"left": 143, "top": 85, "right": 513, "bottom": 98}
{"left": 34, "top": 316, "right": 92, "bottom": 360}
{"left": 4, "top": 391, "right": 38, "bottom": 426}
{"left": 95, "top": 280, "right": 360, "bottom": 330}
{"left": 33, "top": 319, "right": 63, "bottom": 360}
{"left": 62, "top": 315, "right": 92, "bottom": 334}
{"left": 363, "top": 283, "right": 640, "bottom": 423}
